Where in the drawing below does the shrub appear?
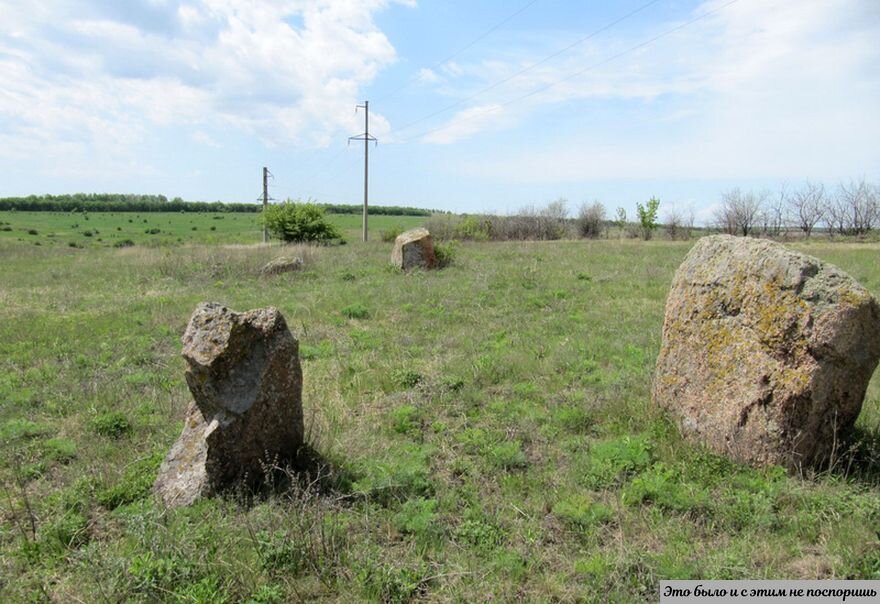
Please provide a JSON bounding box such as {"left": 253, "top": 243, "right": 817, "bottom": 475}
{"left": 262, "top": 201, "right": 342, "bottom": 243}
{"left": 27, "top": 228, "right": 38, "bottom": 235}
{"left": 380, "top": 224, "right": 404, "bottom": 242}
{"left": 91, "top": 411, "right": 132, "bottom": 438}
{"left": 433, "top": 241, "right": 458, "bottom": 268}
{"left": 341, "top": 303, "right": 370, "bottom": 320}
{"left": 113, "top": 239, "right": 135, "bottom": 248}
{"left": 576, "top": 202, "right": 606, "bottom": 238}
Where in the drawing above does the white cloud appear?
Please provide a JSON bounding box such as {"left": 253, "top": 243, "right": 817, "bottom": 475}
{"left": 0, "top": 0, "right": 409, "bottom": 164}
{"left": 420, "top": 0, "right": 880, "bottom": 184}
{"left": 417, "top": 67, "right": 440, "bottom": 84}
{"left": 420, "top": 104, "right": 506, "bottom": 144}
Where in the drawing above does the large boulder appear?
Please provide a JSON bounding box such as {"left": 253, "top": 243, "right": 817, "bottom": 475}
{"left": 653, "top": 235, "right": 880, "bottom": 469}
{"left": 155, "top": 303, "right": 304, "bottom": 507}
{"left": 391, "top": 228, "right": 437, "bottom": 270}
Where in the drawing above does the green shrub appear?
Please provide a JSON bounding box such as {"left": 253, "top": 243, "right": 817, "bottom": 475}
{"left": 341, "top": 303, "right": 370, "bottom": 319}
{"left": 27, "top": 228, "right": 38, "bottom": 235}
{"left": 113, "top": 239, "right": 135, "bottom": 248}
{"left": 262, "top": 201, "right": 342, "bottom": 243}
{"left": 381, "top": 224, "right": 404, "bottom": 242}
{"left": 91, "top": 411, "right": 132, "bottom": 438}
{"left": 434, "top": 240, "right": 458, "bottom": 268}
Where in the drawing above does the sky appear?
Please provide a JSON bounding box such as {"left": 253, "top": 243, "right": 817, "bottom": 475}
{"left": 1, "top": 0, "right": 878, "bottom": 222}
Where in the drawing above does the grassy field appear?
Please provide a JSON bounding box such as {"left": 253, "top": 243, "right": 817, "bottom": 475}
{"left": 0, "top": 211, "right": 426, "bottom": 247}
{"left": 0, "top": 224, "right": 878, "bottom": 602}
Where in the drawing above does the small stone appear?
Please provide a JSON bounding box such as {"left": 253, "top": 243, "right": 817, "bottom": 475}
{"left": 154, "top": 302, "right": 304, "bottom": 507}
{"left": 391, "top": 228, "right": 437, "bottom": 270}
{"left": 652, "top": 235, "right": 880, "bottom": 469}
{"left": 261, "top": 256, "right": 304, "bottom": 276}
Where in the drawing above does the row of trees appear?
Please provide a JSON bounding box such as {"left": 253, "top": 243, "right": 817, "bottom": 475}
{"left": 714, "top": 179, "right": 879, "bottom": 238}
{"left": 0, "top": 194, "right": 433, "bottom": 216}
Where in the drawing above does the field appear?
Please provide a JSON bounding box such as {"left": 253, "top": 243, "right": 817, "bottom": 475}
{"left": 0, "top": 211, "right": 426, "bottom": 247}
{"left": 1, "top": 214, "right": 878, "bottom": 602}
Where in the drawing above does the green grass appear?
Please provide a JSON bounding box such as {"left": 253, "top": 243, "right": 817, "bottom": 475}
{"left": 0, "top": 211, "right": 425, "bottom": 247}
{"left": 1, "top": 227, "right": 879, "bottom": 602}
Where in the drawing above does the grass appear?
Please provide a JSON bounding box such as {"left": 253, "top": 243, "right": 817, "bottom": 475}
{"left": 0, "top": 211, "right": 425, "bottom": 248}
{"left": 0, "top": 219, "right": 879, "bottom": 602}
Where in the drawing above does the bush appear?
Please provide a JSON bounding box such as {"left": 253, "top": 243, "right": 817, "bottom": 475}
{"left": 380, "top": 224, "right": 404, "bottom": 242}
{"left": 91, "top": 411, "right": 132, "bottom": 438}
{"left": 576, "top": 202, "right": 606, "bottom": 238}
{"left": 262, "top": 201, "right": 342, "bottom": 243}
{"left": 113, "top": 239, "right": 135, "bottom": 248}
{"left": 434, "top": 241, "right": 458, "bottom": 268}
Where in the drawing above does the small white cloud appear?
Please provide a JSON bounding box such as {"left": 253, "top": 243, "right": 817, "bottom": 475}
{"left": 417, "top": 67, "right": 440, "bottom": 84}
{"left": 421, "top": 104, "right": 505, "bottom": 144}
{"left": 191, "top": 130, "right": 221, "bottom": 147}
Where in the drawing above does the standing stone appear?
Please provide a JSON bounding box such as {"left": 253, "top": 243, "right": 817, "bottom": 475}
{"left": 653, "top": 235, "right": 880, "bottom": 469}
{"left": 391, "top": 228, "right": 437, "bottom": 270}
{"left": 155, "top": 302, "right": 304, "bottom": 507}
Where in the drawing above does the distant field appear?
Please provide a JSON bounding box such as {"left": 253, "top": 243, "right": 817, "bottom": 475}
{"left": 0, "top": 211, "right": 426, "bottom": 247}
{"left": 0, "top": 233, "right": 878, "bottom": 602}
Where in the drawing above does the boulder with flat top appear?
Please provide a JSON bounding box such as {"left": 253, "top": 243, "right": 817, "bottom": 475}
{"left": 653, "top": 235, "right": 880, "bottom": 469}
{"left": 391, "top": 228, "right": 437, "bottom": 270}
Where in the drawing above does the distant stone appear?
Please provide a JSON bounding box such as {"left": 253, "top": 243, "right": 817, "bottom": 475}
{"left": 261, "top": 256, "right": 304, "bottom": 276}
{"left": 391, "top": 228, "right": 437, "bottom": 270}
{"left": 154, "top": 302, "right": 304, "bottom": 507}
{"left": 653, "top": 235, "right": 880, "bottom": 469}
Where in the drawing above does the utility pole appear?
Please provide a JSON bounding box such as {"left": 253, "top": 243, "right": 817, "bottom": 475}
{"left": 262, "top": 166, "right": 272, "bottom": 243}
{"left": 349, "top": 101, "right": 377, "bottom": 242}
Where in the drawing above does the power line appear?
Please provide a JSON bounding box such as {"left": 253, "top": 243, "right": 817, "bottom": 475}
{"left": 390, "top": 0, "right": 663, "bottom": 135}
{"left": 400, "top": 0, "right": 739, "bottom": 144}
{"left": 373, "top": 0, "right": 541, "bottom": 104}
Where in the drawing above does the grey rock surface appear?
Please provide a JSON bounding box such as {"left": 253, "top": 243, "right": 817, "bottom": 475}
{"left": 653, "top": 235, "right": 880, "bottom": 469}
{"left": 391, "top": 228, "right": 437, "bottom": 270}
{"left": 260, "top": 256, "right": 304, "bottom": 276}
{"left": 155, "top": 302, "right": 304, "bottom": 507}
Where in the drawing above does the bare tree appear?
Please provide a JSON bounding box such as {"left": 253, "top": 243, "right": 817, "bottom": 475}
{"left": 787, "top": 181, "right": 825, "bottom": 238}
{"left": 836, "top": 178, "right": 878, "bottom": 235}
{"left": 576, "top": 201, "right": 606, "bottom": 239}
{"left": 664, "top": 205, "right": 694, "bottom": 241}
{"left": 714, "top": 188, "right": 765, "bottom": 236}
{"left": 759, "top": 188, "right": 787, "bottom": 238}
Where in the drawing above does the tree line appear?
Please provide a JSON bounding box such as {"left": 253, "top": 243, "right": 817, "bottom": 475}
{"left": 0, "top": 193, "right": 433, "bottom": 216}
{"left": 712, "top": 178, "right": 879, "bottom": 238}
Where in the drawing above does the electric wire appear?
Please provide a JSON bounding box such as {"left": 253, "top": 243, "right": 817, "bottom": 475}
{"left": 399, "top": 0, "right": 739, "bottom": 144}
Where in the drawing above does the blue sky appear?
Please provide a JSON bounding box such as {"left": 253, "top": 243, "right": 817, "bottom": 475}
{"left": 1, "top": 0, "right": 878, "bottom": 222}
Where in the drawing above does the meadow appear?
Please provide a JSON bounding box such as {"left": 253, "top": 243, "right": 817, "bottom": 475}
{"left": 0, "top": 211, "right": 425, "bottom": 248}
{"left": 1, "top": 213, "right": 878, "bottom": 602}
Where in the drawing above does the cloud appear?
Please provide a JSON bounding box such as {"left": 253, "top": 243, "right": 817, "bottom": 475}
{"left": 418, "top": 0, "right": 880, "bottom": 183}
{"left": 420, "top": 104, "right": 506, "bottom": 144}
{"left": 0, "top": 0, "right": 409, "bottom": 164}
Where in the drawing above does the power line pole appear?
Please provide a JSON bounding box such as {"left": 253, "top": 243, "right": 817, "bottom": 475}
{"left": 262, "top": 166, "right": 272, "bottom": 243}
{"left": 349, "top": 101, "right": 377, "bottom": 242}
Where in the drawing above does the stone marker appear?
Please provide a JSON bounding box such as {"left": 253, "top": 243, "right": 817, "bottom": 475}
{"left": 155, "top": 302, "right": 304, "bottom": 507}
{"left": 653, "top": 235, "right": 880, "bottom": 469}
{"left": 261, "top": 255, "right": 304, "bottom": 276}
{"left": 391, "top": 227, "right": 437, "bottom": 270}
